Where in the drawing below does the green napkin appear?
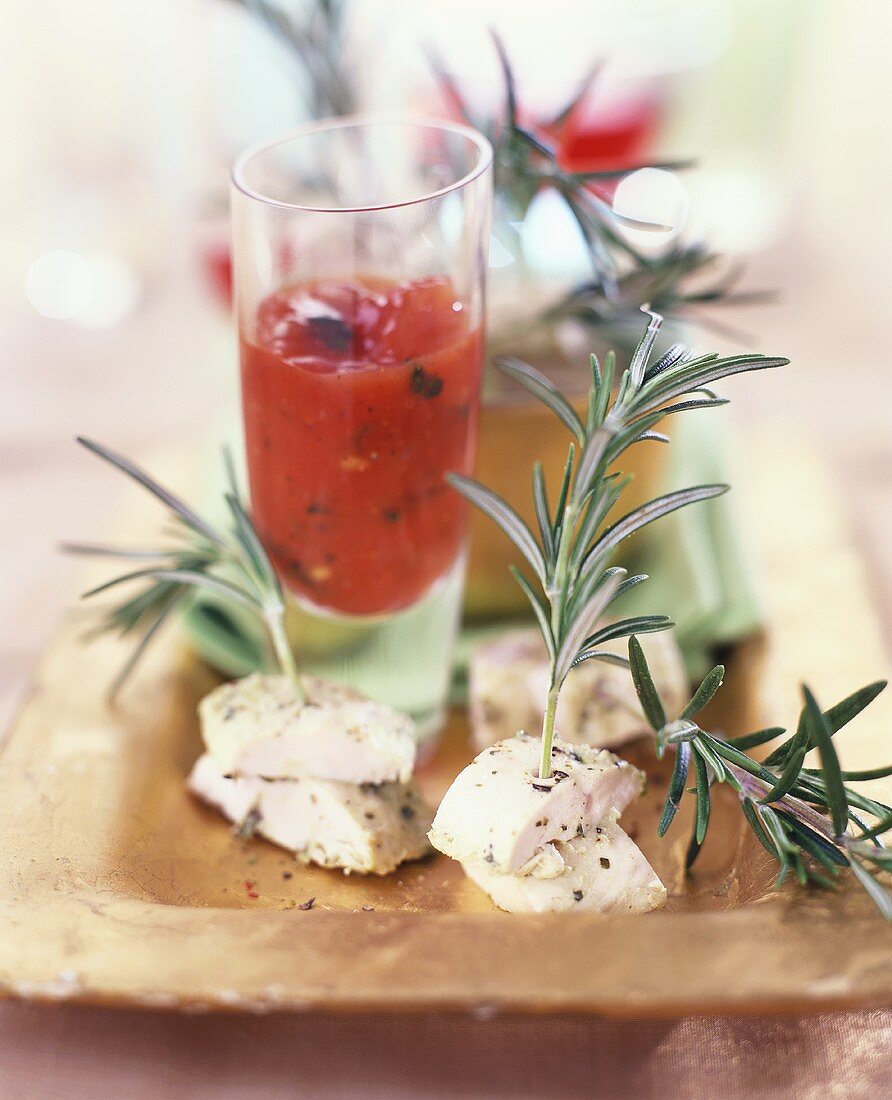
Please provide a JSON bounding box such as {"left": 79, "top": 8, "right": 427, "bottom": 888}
{"left": 618, "top": 410, "right": 760, "bottom": 677}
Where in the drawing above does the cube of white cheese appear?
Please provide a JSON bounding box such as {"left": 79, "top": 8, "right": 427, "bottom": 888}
{"left": 428, "top": 732, "right": 643, "bottom": 874}
{"left": 199, "top": 673, "right": 416, "bottom": 784}
{"left": 463, "top": 826, "right": 667, "bottom": 914}
{"left": 188, "top": 753, "right": 431, "bottom": 875}
{"left": 470, "top": 628, "right": 686, "bottom": 751}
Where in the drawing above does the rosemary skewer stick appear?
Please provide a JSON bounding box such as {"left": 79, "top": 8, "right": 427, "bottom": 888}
{"left": 449, "top": 308, "right": 787, "bottom": 781}
{"left": 64, "top": 438, "right": 304, "bottom": 701}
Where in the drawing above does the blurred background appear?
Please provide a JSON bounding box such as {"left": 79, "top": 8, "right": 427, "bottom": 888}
{"left": 2, "top": 0, "right": 891, "bottom": 728}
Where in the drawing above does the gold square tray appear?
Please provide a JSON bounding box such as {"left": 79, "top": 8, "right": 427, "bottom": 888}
{"left": 1, "top": 432, "right": 890, "bottom": 1017}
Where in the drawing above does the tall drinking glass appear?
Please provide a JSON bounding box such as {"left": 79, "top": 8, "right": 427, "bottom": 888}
{"left": 231, "top": 117, "right": 492, "bottom": 743}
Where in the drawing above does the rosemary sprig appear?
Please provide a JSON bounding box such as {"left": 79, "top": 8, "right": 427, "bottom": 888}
{"left": 431, "top": 33, "right": 676, "bottom": 294}
{"left": 227, "top": 0, "right": 357, "bottom": 120}
{"left": 532, "top": 251, "right": 777, "bottom": 349}
{"left": 64, "top": 439, "right": 303, "bottom": 700}
{"left": 431, "top": 31, "right": 760, "bottom": 342}
{"left": 448, "top": 308, "right": 788, "bottom": 780}
{"left": 628, "top": 636, "right": 892, "bottom": 918}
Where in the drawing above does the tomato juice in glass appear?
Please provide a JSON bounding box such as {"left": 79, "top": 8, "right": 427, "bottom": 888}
{"left": 241, "top": 274, "right": 483, "bottom": 617}
{"left": 231, "top": 119, "right": 492, "bottom": 738}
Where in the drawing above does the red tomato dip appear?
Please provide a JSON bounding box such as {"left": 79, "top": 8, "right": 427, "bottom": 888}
{"left": 240, "top": 275, "right": 483, "bottom": 616}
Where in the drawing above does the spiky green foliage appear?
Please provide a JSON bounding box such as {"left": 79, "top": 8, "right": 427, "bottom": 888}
{"left": 629, "top": 636, "right": 892, "bottom": 918}
{"left": 228, "top": 0, "right": 356, "bottom": 119}
{"left": 449, "top": 309, "right": 787, "bottom": 778}
{"left": 63, "top": 439, "right": 301, "bottom": 700}
{"left": 430, "top": 30, "right": 764, "bottom": 344}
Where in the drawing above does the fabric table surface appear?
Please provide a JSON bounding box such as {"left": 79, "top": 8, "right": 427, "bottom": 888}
{"left": 0, "top": 1004, "right": 889, "bottom": 1099}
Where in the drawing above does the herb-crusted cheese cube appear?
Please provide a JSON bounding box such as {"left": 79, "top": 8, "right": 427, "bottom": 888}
{"left": 428, "top": 732, "right": 643, "bottom": 874}
{"left": 188, "top": 754, "right": 431, "bottom": 875}
{"left": 469, "top": 628, "right": 686, "bottom": 751}
{"left": 199, "top": 673, "right": 416, "bottom": 784}
{"left": 463, "top": 826, "right": 667, "bottom": 914}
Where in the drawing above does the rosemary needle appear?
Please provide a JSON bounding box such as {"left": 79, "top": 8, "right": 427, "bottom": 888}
{"left": 65, "top": 438, "right": 303, "bottom": 701}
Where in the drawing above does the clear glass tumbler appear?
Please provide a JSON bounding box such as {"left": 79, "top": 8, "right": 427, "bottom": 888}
{"left": 231, "top": 117, "right": 492, "bottom": 742}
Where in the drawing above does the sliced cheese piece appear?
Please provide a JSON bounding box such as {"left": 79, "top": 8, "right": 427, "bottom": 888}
{"left": 463, "top": 826, "right": 667, "bottom": 914}
{"left": 199, "top": 673, "right": 416, "bottom": 784}
{"left": 428, "top": 732, "right": 643, "bottom": 874}
{"left": 188, "top": 753, "right": 431, "bottom": 875}
{"left": 468, "top": 633, "right": 541, "bottom": 749}
{"left": 469, "top": 627, "right": 686, "bottom": 751}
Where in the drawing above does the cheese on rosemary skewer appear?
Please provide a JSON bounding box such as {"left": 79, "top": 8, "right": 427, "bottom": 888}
{"left": 193, "top": 671, "right": 432, "bottom": 873}
{"left": 65, "top": 441, "right": 433, "bottom": 875}
{"left": 462, "top": 824, "right": 666, "bottom": 915}
{"left": 200, "top": 673, "right": 416, "bottom": 785}
{"left": 189, "top": 754, "right": 431, "bottom": 876}
{"left": 428, "top": 734, "right": 660, "bottom": 914}
{"left": 432, "top": 310, "right": 788, "bottom": 914}
{"left": 469, "top": 627, "right": 686, "bottom": 752}
{"left": 429, "top": 732, "right": 643, "bottom": 875}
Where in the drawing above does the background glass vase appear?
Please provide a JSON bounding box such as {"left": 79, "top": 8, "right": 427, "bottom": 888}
{"left": 231, "top": 117, "right": 493, "bottom": 742}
